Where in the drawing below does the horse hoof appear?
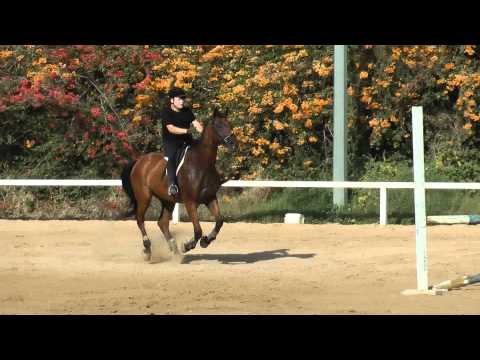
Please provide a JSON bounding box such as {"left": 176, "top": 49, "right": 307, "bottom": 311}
{"left": 168, "top": 239, "right": 179, "bottom": 254}
{"left": 182, "top": 240, "right": 197, "bottom": 253}
{"left": 180, "top": 242, "right": 188, "bottom": 254}
{"left": 200, "top": 236, "right": 210, "bottom": 248}
{"left": 143, "top": 249, "right": 152, "bottom": 262}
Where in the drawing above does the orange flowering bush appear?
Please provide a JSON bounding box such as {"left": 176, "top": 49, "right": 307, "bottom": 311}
{"left": 2, "top": 45, "right": 480, "bottom": 182}
{"left": 191, "top": 45, "right": 334, "bottom": 180}
{"left": 347, "top": 45, "right": 480, "bottom": 180}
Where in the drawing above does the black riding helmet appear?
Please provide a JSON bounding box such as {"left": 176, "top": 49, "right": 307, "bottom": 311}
{"left": 168, "top": 87, "right": 186, "bottom": 99}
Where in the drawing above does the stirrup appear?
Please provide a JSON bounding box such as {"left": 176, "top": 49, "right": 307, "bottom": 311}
{"left": 168, "top": 184, "right": 179, "bottom": 196}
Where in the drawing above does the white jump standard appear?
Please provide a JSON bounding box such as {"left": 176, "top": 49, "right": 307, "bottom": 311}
{"left": 402, "top": 107, "right": 444, "bottom": 296}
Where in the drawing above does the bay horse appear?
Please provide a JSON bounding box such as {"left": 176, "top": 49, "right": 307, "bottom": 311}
{"left": 121, "top": 108, "right": 236, "bottom": 261}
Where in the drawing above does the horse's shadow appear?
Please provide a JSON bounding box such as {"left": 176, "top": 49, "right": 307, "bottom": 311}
{"left": 181, "top": 248, "right": 316, "bottom": 265}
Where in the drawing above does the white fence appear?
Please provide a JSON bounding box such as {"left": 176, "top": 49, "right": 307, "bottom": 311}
{"left": 1, "top": 179, "right": 480, "bottom": 225}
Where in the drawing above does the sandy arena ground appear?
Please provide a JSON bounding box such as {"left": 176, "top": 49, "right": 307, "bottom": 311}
{"left": 1, "top": 219, "right": 480, "bottom": 314}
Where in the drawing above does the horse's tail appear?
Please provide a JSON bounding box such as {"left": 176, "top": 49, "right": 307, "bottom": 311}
{"left": 120, "top": 160, "right": 137, "bottom": 218}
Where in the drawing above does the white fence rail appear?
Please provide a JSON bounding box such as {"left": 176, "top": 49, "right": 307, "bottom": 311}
{"left": 0, "top": 179, "right": 121, "bottom": 187}
{"left": 1, "top": 179, "right": 480, "bottom": 225}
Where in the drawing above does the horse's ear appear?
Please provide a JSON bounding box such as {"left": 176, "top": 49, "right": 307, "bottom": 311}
{"left": 225, "top": 108, "right": 229, "bottom": 117}
{"left": 213, "top": 107, "right": 219, "bottom": 118}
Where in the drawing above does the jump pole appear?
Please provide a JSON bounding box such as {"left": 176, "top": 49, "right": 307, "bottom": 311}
{"left": 402, "top": 106, "right": 446, "bottom": 296}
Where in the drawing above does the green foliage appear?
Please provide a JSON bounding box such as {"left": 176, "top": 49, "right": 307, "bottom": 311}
{"left": 2, "top": 45, "right": 480, "bottom": 221}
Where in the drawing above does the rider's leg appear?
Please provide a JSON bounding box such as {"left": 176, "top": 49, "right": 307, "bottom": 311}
{"left": 164, "top": 141, "right": 180, "bottom": 195}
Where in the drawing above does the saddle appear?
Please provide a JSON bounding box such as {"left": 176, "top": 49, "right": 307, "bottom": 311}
{"left": 165, "top": 145, "right": 190, "bottom": 176}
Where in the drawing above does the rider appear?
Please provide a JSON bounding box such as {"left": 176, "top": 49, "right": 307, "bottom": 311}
{"left": 161, "top": 87, "right": 204, "bottom": 196}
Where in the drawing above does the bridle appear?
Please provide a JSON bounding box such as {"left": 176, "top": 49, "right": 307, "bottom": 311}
{"left": 212, "top": 118, "right": 235, "bottom": 146}
{"left": 222, "top": 133, "right": 235, "bottom": 146}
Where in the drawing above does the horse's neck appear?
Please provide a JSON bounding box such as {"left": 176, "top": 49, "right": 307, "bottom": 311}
{"left": 196, "top": 126, "right": 219, "bottom": 166}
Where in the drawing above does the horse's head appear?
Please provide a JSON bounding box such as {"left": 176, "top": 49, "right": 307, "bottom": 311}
{"left": 210, "top": 107, "right": 236, "bottom": 151}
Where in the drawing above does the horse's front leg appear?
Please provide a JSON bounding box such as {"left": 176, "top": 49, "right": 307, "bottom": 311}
{"left": 181, "top": 201, "right": 206, "bottom": 253}
{"left": 200, "top": 197, "right": 223, "bottom": 248}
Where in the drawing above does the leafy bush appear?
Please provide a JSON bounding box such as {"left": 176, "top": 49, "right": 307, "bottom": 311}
{"left": 3, "top": 45, "right": 480, "bottom": 221}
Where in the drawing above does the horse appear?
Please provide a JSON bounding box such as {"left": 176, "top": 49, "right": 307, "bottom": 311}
{"left": 121, "top": 107, "right": 236, "bottom": 261}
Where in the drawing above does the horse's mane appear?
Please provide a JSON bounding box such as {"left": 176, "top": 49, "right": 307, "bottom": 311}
{"left": 195, "top": 108, "right": 226, "bottom": 145}
{"left": 197, "top": 116, "right": 215, "bottom": 144}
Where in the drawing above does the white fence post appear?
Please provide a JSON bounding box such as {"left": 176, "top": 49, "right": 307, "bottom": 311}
{"left": 412, "top": 106, "right": 429, "bottom": 291}
{"left": 379, "top": 186, "right": 387, "bottom": 226}
{"left": 172, "top": 204, "right": 180, "bottom": 224}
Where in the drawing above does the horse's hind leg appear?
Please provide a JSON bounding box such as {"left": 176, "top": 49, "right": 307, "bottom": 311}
{"left": 158, "top": 200, "right": 180, "bottom": 255}
{"left": 135, "top": 188, "right": 153, "bottom": 261}
{"left": 200, "top": 197, "right": 224, "bottom": 248}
